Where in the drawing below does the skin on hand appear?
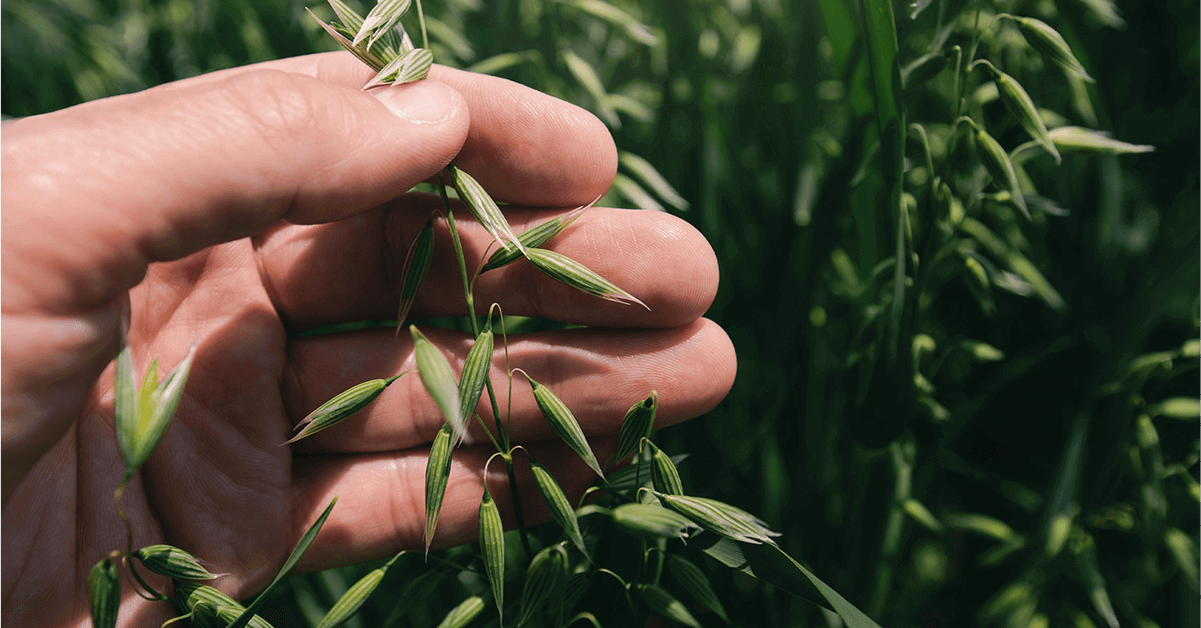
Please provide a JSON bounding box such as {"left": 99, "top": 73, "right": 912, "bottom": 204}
{"left": 0, "top": 52, "right": 735, "bottom": 627}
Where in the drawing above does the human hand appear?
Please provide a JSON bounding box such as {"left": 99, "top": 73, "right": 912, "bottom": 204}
{"left": 1, "top": 53, "right": 735, "bottom": 626}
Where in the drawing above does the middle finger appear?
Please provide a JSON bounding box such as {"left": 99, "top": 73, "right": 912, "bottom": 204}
{"left": 255, "top": 194, "right": 719, "bottom": 330}
{"left": 282, "top": 318, "right": 735, "bottom": 453}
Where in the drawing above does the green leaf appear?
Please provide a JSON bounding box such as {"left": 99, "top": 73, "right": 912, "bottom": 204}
{"left": 666, "top": 555, "right": 730, "bottom": 623}
{"left": 635, "top": 585, "right": 701, "bottom": 628}
{"left": 695, "top": 535, "right": 883, "bottom": 628}
{"left": 562, "top": 49, "right": 619, "bottom": 127}
{"left": 227, "top": 498, "right": 338, "bottom": 628}
{"left": 619, "top": 153, "right": 687, "bottom": 210}
{"left": 859, "top": 0, "right": 907, "bottom": 368}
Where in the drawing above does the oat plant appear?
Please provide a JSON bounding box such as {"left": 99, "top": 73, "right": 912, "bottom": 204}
{"left": 87, "top": 1, "right": 882, "bottom": 626}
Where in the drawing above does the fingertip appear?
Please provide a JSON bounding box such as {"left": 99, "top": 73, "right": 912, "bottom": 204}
{"left": 637, "top": 213, "right": 721, "bottom": 326}
{"left": 283, "top": 78, "right": 470, "bottom": 224}
{"left": 428, "top": 65, "right": 617, "bottom": 207}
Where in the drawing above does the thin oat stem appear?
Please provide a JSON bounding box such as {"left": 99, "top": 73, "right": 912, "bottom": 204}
{"left": 436, "top": 172, "right": 535, "bottom": 560}
{"left": 500, "top": 446, "right": 534, "bottom": 559}
{"left": 961, "top": 3, "right": 983, "bottom": 116}
{"left": 471, "top": 412, "right": 504, "bottom": 453}
{"left": 114, "top": 479, "right": 133, "bottom": 556}
{"left": 483, "top": 304, "right": 509, "bottom": 451}
{"left": 415, "top": 0, "right": 429, "bottom": 50}
{"left": 436, "top": 170, "right": 480, "bottom": 337}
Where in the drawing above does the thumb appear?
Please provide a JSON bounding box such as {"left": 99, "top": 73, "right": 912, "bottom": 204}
{"left": 1, "top": 69, "right": 468, "bottom": 315}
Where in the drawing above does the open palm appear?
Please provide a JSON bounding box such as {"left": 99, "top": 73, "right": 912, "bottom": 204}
{"left": 1, "top": 56, "right": 735, "bottom": 626}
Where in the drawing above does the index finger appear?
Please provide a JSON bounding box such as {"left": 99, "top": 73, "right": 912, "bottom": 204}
{"left": 181, "top": 53, "right": 618, "bottom": 208}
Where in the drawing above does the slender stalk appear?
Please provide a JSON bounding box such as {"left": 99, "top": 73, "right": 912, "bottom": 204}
{"left": 436, "top": 170, "right": 532, "bottom": 559}
{"left": 436, "top": 171, "right": 479, "bottom": 338}
{"left": 114, "top": 477, "right": 133, "bottom": 555}
{"left": 415, "top": 0, "right": 429, "bottom": 50}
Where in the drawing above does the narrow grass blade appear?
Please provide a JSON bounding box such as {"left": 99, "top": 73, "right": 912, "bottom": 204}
{"left": 478, "top": 487, "right": 506, "bottom": 623}
{"left": 353, "top": 0, "right": 412, "bottom": 48}
{"left": 696, "top": 535, "right": 884, "bottom": 628}
{"left": 316, "top": 551, "right": 403, "bottom": 628}
{"left": 227, "top": 498, "right": 337, "bottom": 628}
{"left": 411, "top": 326, "right": 466, "bottom": 442}
{"left": 666, "top": 555, "right": 729, "bottom": 623}
{"left": 523, "top": 373, "right": 604, "bottom": 478}
{"left": 286, "top": 376, "right": 401, "bottom": 445}
{"left": 531, "top": 459, "right": 587, "bottom": 555}
{"left": 435, "top": 596, "right": 486, "bottom": 628}
{"left": 519, "top": 544, "right": 568, "bottom": 626}
{"left": 457, "top": 327, "right": 494, "bottom": 429}
{"left": 466, "top": 51, "right": 539, "bottom": 76}
{"left": 977, "top": 59, "right": 1061, "bottom": 164}
{"left": 88, "top": 558, "right": 120, "bottom": 628}
{"left": 424, "top": 423, "right": 455, "bottom": 554}
{"left": 611, "top": 172, "right": 664, "bottom": 212}
{"left": 657, "top": 494, "right": 780, "bottom": 545}
{"left": 611, "top": 503, "right": 699, "bottom": 540}
{"left": 562, "top": 49, "right": 619, "bottom": 127}
{"left": 568, "top": 0, "right": 658, "bottom": 46}
{"left": 524, "top": 247, "right": 647, "bottom": 309}
{"left": 173, "top": 582, "right": 273, "bottom": 628}
{"left": 620, "top": 153, "right": 684, "bottom": 206}
{"left": 131, "top": 544, "right": 216, "bottom": 580}
{"left": 635, "top": 585, "right": 701, "bottom": 628}
{"left": 608, "top": 392, "right": 657, "bottom": 468}
{"left": 901, "top": 50, "right": 949, "bottom": 89}
{"left": 396, "top": 219, "right": 434, "bottom": 330}
{"left": 449, "top": 166, "right": 523, "bottom": 254}
{"left": 480, "top": 203, "right": 593, "bottom": 273}
{"left": 366, "top": 47, "right": 433, "bottom": 87}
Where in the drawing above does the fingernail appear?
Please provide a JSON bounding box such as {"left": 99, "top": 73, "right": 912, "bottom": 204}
{"left": 372, "top": 81, "right": 458, "bottom": 125}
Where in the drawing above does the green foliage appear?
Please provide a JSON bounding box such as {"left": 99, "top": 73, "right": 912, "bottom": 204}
{"left": 6, "top": 0, "right": 1197, "bottom": 626}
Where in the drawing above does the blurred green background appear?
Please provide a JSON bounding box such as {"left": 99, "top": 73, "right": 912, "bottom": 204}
{"left": 5, "top": 0, "right": 1197, "bottom": 626}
